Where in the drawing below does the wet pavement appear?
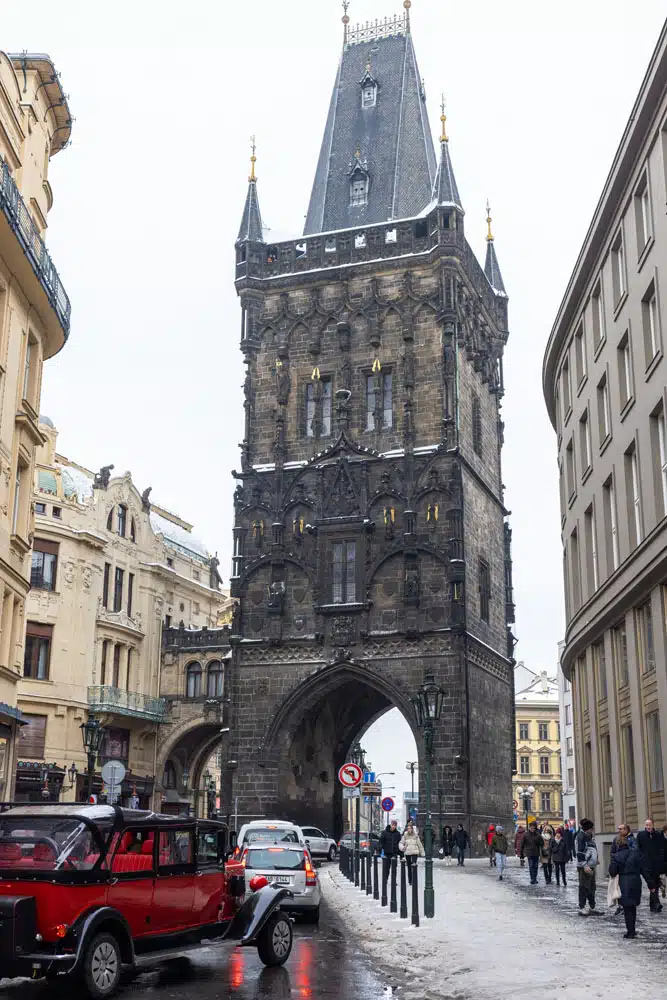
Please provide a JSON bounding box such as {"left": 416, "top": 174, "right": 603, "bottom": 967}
{"left": 0, "top": 899, "right": 392, "bottom": 1000}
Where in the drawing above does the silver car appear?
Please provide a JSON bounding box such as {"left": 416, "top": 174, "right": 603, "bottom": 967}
{"left": 301, "top": 826, "right": 338, "bottom": 861}
{"left": 244, "top": 844, "right": 321, "bottom": 923}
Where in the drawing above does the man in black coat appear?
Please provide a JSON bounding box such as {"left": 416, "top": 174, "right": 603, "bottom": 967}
{"left": 380, "top": 820, "right": 402, "bottom": 858}
{"left": 453, "top": 824, "right": 469, "bottom": 866}
{"left": 564, "top": 823, "right": 576, "bottom": 862}
{"left": 637, "top": 818, "right": 664, "bottom": 913}
{"left": 522, "top": 822, "right": 544, "bottom": 885}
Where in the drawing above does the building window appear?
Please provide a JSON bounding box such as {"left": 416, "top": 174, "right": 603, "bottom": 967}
{"left": 561, "top": 358, "right": 572, "bottom": 416}
{"left": 193, "top": 570, "right": 200, "bottom": 582}
{"left": 612, "top": 620, "right": 629, "bottom": 687}
{"left": 642, "top": 281, "right": 661, "bottom": 367}
{"left": 163, "top": 760, "right": 177, "bottom": 790}
{"left": 592, "top": 281, "right": 605, "bottom": 350}
{"left": 112, "top": 643, "right": 122, "bottom": 687}
{"left": 565, "top": 705, "right": 572, "bottom": 725}
{"left": 332, "top": 540, "right": 356, "bottom": 604}
{"left": 127, "top": 573, "right": 134, "bottom": 618}
{"left": 22, "top": 336, "right": 32, "bottom": 401}
{"left": 350, "top": 171, "right": 369, "bottom": 208}
{"left": 306, "top": 377, "right": 332, "bottom": 438}
{"left": 646, "top": 711, "right": 664, "bottom": 792}
{"left": 574, "top": 322, "right": 586, "bottom": 386}
{"left": 30, "top": 539, "right": 58, "bottom": 591}
{"left": 52, "top": 506, "right": 62, "bottom": 519}
{"left": 634, "top": 172, "right": 652, "bottom": 253}
{"left": 102, "top": 563, "right": 111, "bottom": 608}
{"left": 102, "top": 728, "right": 130, "bottom": 763}
{"left": 570, "top": 527, "right": 581, "bottom": 610}
{"left": 106, "top": 508, "right": 113, "bottom": 530}
{"left": 519, "top": 722, "right": 529, "bottom": 741}
{"left": 617, "top": 332, "right": 633, "bottom": 410}
{"left": 597, "top": 373, "right": 611, "bottom": 445}
{"left": 584, "top": 504, "right": 598, "bottom": 595}
{"left": 566, "top": 736, "right": 574, "bottom": 755}
{"left": 651, "top": 404, "right": 667, "bottom": 518}
{"left": 100, "top": 639, "right": 109, "bottom": 685}
{"left": 12, "top": 462, "right": 23, "bottom": 536}
{"left": 625, "top": 442, "right": 642, "bottom": 548}
{"left": 130, "top": 517, "right": 136, "bottom": 543}
{"left": 35, "top": 502, "right": 46, "bottom": 515}
{"left": 186, "top": 662, "right": 202, "bottom": 698}
{"left": 23, "top": 623, "right": 53, "bottom": 680}
{"left": 635, "top": 600, "right": 655, "bottom": 673}
{"left": 565, "top": 437, "right": 575, "bottom": 500}
{"left": 600, "top": 733, "right": 612, "bottom": 799}
{"left": 361, "top": 83, "right": 377, "bottom": 109}
{"left": 472, "top": 394, "right": 482, "bottom": 456}
{"left": 206, "top": 660, "right": 224, "bottom": 697}
{"left": 194, "top": 602, "right": 200, "bottom": 615}
{"left": 622, "top": 724, "right": 636, "bottom": 796}
{"left": 18, "top": 714, "right": 47, "bottom": 759}
{"left": 579, "top": 410, "right": 592, "bottom": 474}
{"left": 520, "top": 756, "right": 530, "bottom": 775}
{"left": 567, "top": 767, "right": 575, "bottom": 790}
{"left": 117, "top": 504, "right": 127, "bottom": 538}
{"left": 167, "top": 557, "right": 174, "bottom": 568}
{"left": 539, "top": 755, "right": 550, "bottom": 775}
{"left": 592, "top": 640, "right": 607, "bottom": 700}
{"left": 541, "top": 791, "right": 551, "bottom": 814}
{"left": 611, "top": 229, "right": 626, "bottom": 305}
{"left": 366, "top": 373, "right": 393, "bottom": 431}
{"left": 478, "top": 559, "right": 490, "bottom": 623}
{"left": 113, "top": 567, "right": 124, "bottom": 613}
{"left": 602, "top": 476, "right": 619, "bottom": 574}
{"left": 538, "top": 722, "right": 549, "bottom": 741}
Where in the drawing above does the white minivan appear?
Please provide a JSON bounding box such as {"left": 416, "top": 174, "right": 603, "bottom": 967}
{"left": 235, "top": 819, "right": 306, "bottom": 858}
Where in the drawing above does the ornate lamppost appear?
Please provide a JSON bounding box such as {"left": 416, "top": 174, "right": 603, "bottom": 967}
{"left": 411, "top": 673, "right": 445, "bottom": 919}
{"left": 79, "top": 716, "right": 105, "bottom": 803}
{"left": 203, "top": 768, "right": 211, "bottom": 818}
{"left": 516, "top": 785, "right": 535, "bottom": 830}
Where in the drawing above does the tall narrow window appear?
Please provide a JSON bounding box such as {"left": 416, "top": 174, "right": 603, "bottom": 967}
{"left": 653, "top": 405, "right": 667, "bottom": 518}
{"left": 584, "top": 504, "right": 598, "bottom": 595}
{"left": 30, "top": 540, "right": 58, "bottom": 591}
{"left": 332, "top": 540, "right": 356, "bottom": 604}
{"left": 361, "top": 82, "right": 377, "bottom": 109}
{"left": 12, "top": 465, "right": 21, "bottom": 536}
{"left": 634, "top": 173, "right": 652, "bottom": 252}
{"left": 646, "top": 711, "right": 664, "bottom": 792}
{"left": 186, "top": 662, "right": 202, "bottom": 698}
{"left": 579, "top": 410, "right": 591, "bottom": 474}
{"left": 600, "top": 733, "right": 612, "bottom": 799}
{"left": 539, "top": 722, "right": 549, "bottom": 741}
{"left": 22, "top": 338, "right": 32, "bottom": 401}
{"left": 350, "top": 170, "right": 369, "bottom": 207}
{"left": 642, "top": 281, "right": 660, "bottom": 366}
{"left": 570, "top": 528, "right": 581, "bottom": 610}
{"left": 112, "top": 643, "right": 121, "bottom": 687}
{"left": 635, "top": 600, "right": 656, "bottom": 673}
{"left": 206, "top": 660, "right": 224, "bottom": 697}
{"left": 561, "top": 358, "right": 572, "bottom": 416}
{"left": 520, "top": 755, "right": 530, "bottom": 774}
{"left": 102, "top": 563, "right": 111, "bottom": 608}
{"left": 23, "top": 623, "right": 53, "bottom": 680}
{"left": 612, "top": 620, "right": 629, "bottom": 687}
{"left": 625, "top": 443, "right": 642, "bottom": 548}
{"left": 113, "top": 567, "right": 124, "bottom": 613}
{"left": 117, "top": 504, "right": 127, "bottom": 538}
{"left": 602, "top": 476, "right": 620, "bottom": 573}
{"left": 565, "top": 437, "right": 576, "bottom": 500}
{"left": 622, "top": 724, "right": 636, "bottom": 796}
{"left": 100, "top": 639, "right": 109, "bottom": 685}
{"left": 519, "top": 722, "right": 529, "bottom": 741}
{"left": 305, "top": 378, "right": 332, "bottom": 438}
{"left": 611, "top": 230, "right": 626, "bottom": 305}
{"left": 592, "top": 640, "right": 607, "bottom": 700}
{"left": 126, "top": 648, "right": 132, "bottom": 691}
{"left": 541, "top": 791, "right": 551, "bottom": 813}
{"left": 540, "top": 755, "right": 550, "bottom": 775}
{"left": 472, "top": 394, "right": 482, "bottom": 456}
{"left": 127, "top": 573, "right": 134, "bottom": 617}
{"left": 478, "top": 560, "right": 491, "bottom": 622}
{"left": 597, "top": 374, "right": 611, "bottom": 445}
{"left": 365, "top": 374, "right": 393, "bottom": 430}
{"left": 592, "top": 281, "right": 605, "bottom": 350}
{"left": 617, "top": 332, "right": 633, "bottom": 409}
{"left": 574, "top": 323, "right": 586, "bottom": 386}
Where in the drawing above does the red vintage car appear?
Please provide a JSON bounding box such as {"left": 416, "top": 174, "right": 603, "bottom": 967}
{"left": 0, "top": 804, "right": 293, "bottom": 997}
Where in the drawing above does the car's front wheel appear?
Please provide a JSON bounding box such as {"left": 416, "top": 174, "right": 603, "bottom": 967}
{"left": 83, "top": 931, "right": 122, "bottom": 999}
{"left": 257, "top": 911, "right": 293, "bottom": 967}
{"left": 328, "top": 845, "right": 337, "bottom": 862}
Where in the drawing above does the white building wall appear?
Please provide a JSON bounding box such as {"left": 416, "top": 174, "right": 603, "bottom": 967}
{"left": 558, "top": 641, "right": 577, "bottom": 821}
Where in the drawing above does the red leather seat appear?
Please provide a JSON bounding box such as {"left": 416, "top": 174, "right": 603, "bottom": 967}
{"left": 112, "top": 853, "right": 153, "bottom": 873}
{"left": 141, "top": 839, "right": 154, "bottom": 855}
{"left": 0, "top": 843, "right": 30, "bottom": 865}
{"left": 32, "top": 844, "right": 55, "bottom": 868}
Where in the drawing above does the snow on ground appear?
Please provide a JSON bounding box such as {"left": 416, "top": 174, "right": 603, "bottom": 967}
{"left": 322, "top": 857, "right": 667, "bottom": 1000}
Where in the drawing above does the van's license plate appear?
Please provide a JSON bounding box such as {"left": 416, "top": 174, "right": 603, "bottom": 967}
{"left": 270, "top": 876, "right": 291, "bottom": 884}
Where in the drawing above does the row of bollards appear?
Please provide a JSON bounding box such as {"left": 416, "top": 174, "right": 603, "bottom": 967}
{"left": 339, "top": 845, "right": 420, "bottom": 926}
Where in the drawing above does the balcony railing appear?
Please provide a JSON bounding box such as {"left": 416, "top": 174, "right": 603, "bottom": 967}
{"left": 163, "top": 625, "right": 230, "bottom": 651}
{"left": 0, "top": 158, "right": 71, "bottom": 335}
{"left": 88, "top": 685, "right": 166, "bottom": 723}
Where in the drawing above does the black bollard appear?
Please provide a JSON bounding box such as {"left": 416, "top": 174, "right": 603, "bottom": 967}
{"left": 399, "top": 857, "right": 408, "bottom": 918}
{"left": 349, "top": 846, "right": 354, "bottom": 881}
{"left": 339, "top": 844, "right": 344, "bottom": 874}
{"left": 360, "top": 850, "right": 366, "bottom": 892}
{"left": 381, "top": 857, "right": 389, "bottom": 906}
{"left": 354, "top": 847, "right": 360, "bottom": 887}
{"left": 373, "top": 854, "right": 379, "bottom": 900}
{"left": 411, "top": 860, "right": 420, "bottom": 927}
{"left": 390, "top": 856, "right": 398, "bottom": 913}
{"left": 366, "top": 852, "right": 372, "bottom": 895}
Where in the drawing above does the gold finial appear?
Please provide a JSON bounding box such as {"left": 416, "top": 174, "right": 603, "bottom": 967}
{"left": 311, "top": 366, "right": 321, "bottom": 381}
{"left": 249, "top": 134, "right": 257, "bottom": 182}
{"left": 342, "top": 1, "right": 350, "bottom": 43}
{"left": 372, "top": 358, "right": 382, "bottom": 373}
{"left": 486, "top": 199, "right": 494, "bottom": 242}
{"left": 440, "top": 94, "right": 448, "bottom": 143}
{"left": 404, "top": 0, "right": 412, "bottom": 30}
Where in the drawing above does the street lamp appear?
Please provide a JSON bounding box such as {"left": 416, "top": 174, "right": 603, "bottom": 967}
{"left": 203, "top": 768, "right": 212, "bottom": 818}
{"left": 412, "top": 673, "right": 445, "bottom": 920}
{"left": 80, "top": 716, "right": 105, "bottom": 803}
{"left": 350, "top": 741, "right": 366, "bottom": 886}
{"left": 516, "top": 785, "right": 535, "bottom": 830}
{"left": 66, "top": 762, "right": 78, "bottom": 790}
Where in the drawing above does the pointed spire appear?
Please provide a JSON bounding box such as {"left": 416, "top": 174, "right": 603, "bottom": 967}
{"left": 342, "top": 1, "right": 350, "bottom": 44}
{"left": 484, "top": 201, "right": 507, "bottom": 295}
{"left": 431, "top": 96, "right": 463, "bottom": 212}
{"left": 237, "top": 135, "right": 264, "bottom": 244}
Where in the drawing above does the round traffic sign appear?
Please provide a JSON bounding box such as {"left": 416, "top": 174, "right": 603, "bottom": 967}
{"left": 338, "top": 762, "right": 363, "bottom": 788}
{"left": 101, "top": 760, "right": 126, "bottom": 786}
{"left": 381, "top": 796, "right": 395, "bottom": 812}
{"left": 512, "top": 799, "right": 518, "bottom": 808}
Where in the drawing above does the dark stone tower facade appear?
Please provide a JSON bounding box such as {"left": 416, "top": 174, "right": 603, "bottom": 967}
{"left": 228, "top": 8, "right": 515, "bottom": 847}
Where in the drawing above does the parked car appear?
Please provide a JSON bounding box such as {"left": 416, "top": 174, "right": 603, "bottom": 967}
{"left": 301, "top": 826, "right": 337, "bottom": 861}
{"left": 234, "top": 820, "right": 305, "bottom": 857}
{"left": 242, "top": 843, "right": 321, "bottom": 923}
{"left": 0, "top": 804, "right": 293, "bottom": 998}
{"left": 338, "top": 831, "right": 380, "bottom": 855}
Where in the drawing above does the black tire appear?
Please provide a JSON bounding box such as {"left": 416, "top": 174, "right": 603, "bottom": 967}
{"left": 328, "top": 845, "right": 337, "bottom": 862}
{"left": 256, "top": 911, "right": 293, "bottom": 967}
{"left": 303, "top": 905, "right": 320, "bottom": 925}
{"left": 82, "top": 931, "right": 122, "bottom": 999}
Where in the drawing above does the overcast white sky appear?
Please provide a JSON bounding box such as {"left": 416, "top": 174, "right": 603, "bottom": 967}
{"left": 3, "top": 1, "right": 665, "bottom": 810}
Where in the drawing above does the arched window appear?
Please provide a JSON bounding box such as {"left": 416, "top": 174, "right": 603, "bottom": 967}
{"left": 106, "top": 507, "right": 113, "bottom": 530}
{"left": 130, "top": 517, "right": 136, "bottom": 543}
{"left": 163, "top": 760, "right": 176, "bottom": 789}
{"left": 206, "top": 660, "right": 224, "bottom": 697}
{"left": 186, "top": 661, "right": 202, "bottom": 698}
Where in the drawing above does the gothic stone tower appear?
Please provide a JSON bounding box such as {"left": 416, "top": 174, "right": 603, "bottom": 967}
{"left": 229, "top": 5, "right": 515, "bottom": 846}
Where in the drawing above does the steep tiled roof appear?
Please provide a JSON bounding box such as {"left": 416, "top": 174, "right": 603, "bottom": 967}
{"left": 432, "top": 136, "right": 463, "bottom": 211}
{"left": 237, "top": 178, "right": 264, "bottom": 244}
{"left": 485, "top": 238, "right": 507, "bottom": 296}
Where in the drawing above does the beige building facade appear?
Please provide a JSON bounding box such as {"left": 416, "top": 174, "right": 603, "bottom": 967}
{"left": 16, "top": 417, "right": 225, "bottom": 806}
{"left": 0, "top": 52, "right": 73, "bottom": 796}
{"left": 513, "top": 663, "right": 563, "bottom": 828}
{"left": 543, "top": 23, "right": 667, "bottom": 849}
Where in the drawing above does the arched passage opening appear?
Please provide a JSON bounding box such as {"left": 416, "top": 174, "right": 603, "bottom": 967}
{"left": 156, "top": 720, "right": 229, "bottom": 818}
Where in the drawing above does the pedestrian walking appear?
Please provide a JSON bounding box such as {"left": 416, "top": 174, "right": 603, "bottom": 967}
{"left": 637, "top": 818, "right": 664, "bottom": 913}
{"left": 491, "top": 825, "right": 509, "bottom": 881}
{"left": 380, "top": 820, "right": 402, "bottom": 858}
{"left": 514, "top": 825, "right": 526, "bottom": 866}
{"left": 523, "top": 821, "right": 543, "bottom": 885}
{"left": 575, "top": 818, "right": 599, "bottom": 915}
{"left": 453, "top": 824, "right": 469, "bottom": 866}
{"left": 550, "top": 828, "right": 568, "bottom": 886}
{"left": 399, "top": 820, "right": 424, "bottom": 885}
{"left": 486, "top": 823, "right": 497, "bottom": 867}
{"left": 610, "top": 824, "right": 635, "bottom": 915}
{"left": 609, "top": 830, "right": 644, "bottom": 939}
{"left": 440, "top": 825, "right": 454, "bottom": 866}
{"left": 540, "top": 831, "right": 553, "bottom": 884}
{"left": 564, "top": 821, "right": 575, "bottom": 862}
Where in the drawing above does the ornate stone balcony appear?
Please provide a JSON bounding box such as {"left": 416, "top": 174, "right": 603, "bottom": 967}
{"left": 162, "top": 625, "right": 230, "bottom": 652}
{"left": 88, "top": 685, "right": 166, "bottom": 723}
{"left": 0, "top": 158, "right": 71, "bottom": 336}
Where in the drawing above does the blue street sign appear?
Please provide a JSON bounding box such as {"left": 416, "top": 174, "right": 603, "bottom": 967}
{"left": 381, "top": 796, "right": 395, "bottom": 812}
{"left": 409, "top": 806, "right": 417, "bottom": 820}
{"left": 363, "top": 771, "right": 376, "bottom": 783}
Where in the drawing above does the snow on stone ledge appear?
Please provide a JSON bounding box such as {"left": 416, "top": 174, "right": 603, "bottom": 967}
{"left": 150, "top": 510, "right": 209, "bottom": 561}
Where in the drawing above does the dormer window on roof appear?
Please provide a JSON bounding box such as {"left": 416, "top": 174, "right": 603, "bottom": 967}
{"left": 349, "top": 151, "right": 369, "bottom": 208}
{"left": 360, "top": 64, "right": 378, "bottom": 109}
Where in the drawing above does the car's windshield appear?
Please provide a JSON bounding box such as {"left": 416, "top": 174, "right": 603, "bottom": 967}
{"left": 246, "top": 848, "right": 305, "bottom": 871}
{"left": 245, "top": 828, "right": 299, "bottom": 845}
{"left": 0, "top": 816, "right": 106, "bottom": 871}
